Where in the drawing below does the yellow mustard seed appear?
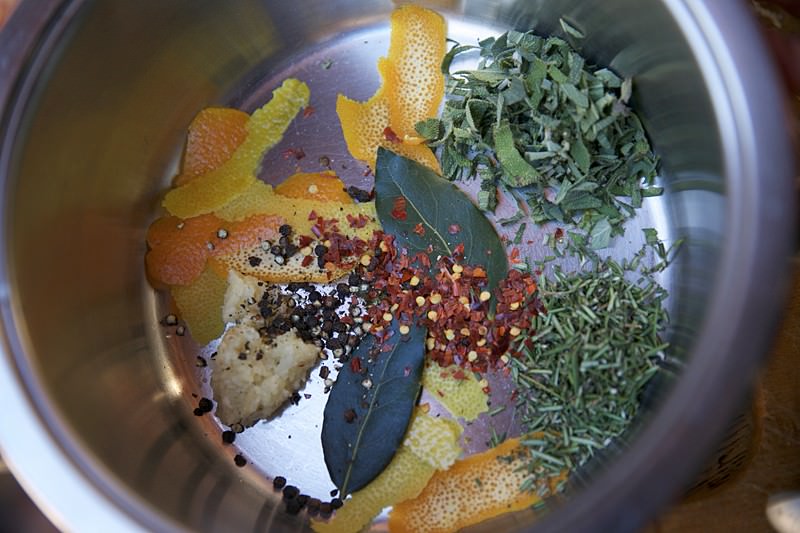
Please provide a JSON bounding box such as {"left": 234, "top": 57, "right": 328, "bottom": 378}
{"left": 429, "top": 293, "right": 442, "bottom": 305}
{"left": 467, "top": 350, "right": 478, "bottom": 362}
{"left": 399, "top": 324, "right": 410, "bottom": 335}
{"left": 479, "top": 291, "right": 491, "bottom": 302}
{"left": 415, "top": 296, "right": 426, "bottom": 307}
{"left": 427, "top": 310, "right": 439, "bottom": 321}
{"left": 382, "top": 312, "right": 393, "bottom": 322}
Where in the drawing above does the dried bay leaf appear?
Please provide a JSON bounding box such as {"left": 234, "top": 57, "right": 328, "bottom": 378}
{"left": 321, "top": 320, "right": 426, "bottom": 495}
{"left": 374, "top": 148, "right": 508, "bottom": 298}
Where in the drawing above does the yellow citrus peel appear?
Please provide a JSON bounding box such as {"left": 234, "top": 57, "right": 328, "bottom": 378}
{"left": 170, "top": 265, "right": 228, "bottom": 345}
{"left": 312, "top": 410, "right": 463, "bottom": 533}
{"left": 311, "top": 447, "right": 434, "bottom": 533}
{"left": 215, "top": 179, "right": 379, "bottom": 242}
{"left": 403, "top": 407, "right": 462, "bottom": 470}
{"left": 163, "top": 78, "right": 310, "bottom": 218}
{"left": 422, "top": 363, "right": 489, "bottom": 421}
{"left": 336, "top": 5, "right": 444, "bottom": 172}
{"left": 388, "top": 438, "right": 566, "bottom": 533}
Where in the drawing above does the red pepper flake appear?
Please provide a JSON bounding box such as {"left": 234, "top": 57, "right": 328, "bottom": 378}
{"left": 391, "top": 196, "right": 408, "bottom": 221}
{"left": 350, "top": 357, "right": 362, "bottom": 373}
{"left": 383, "top": 127, "right": 401, "bottom": 143}
{"left": 509, "top": 247, "right": 521, "bottom": 264}
{"left": 452, "top": 369, "right": 466, "bottom": 380}
{"left": 298, "top": 235, "right": 313, "bottom": 248}
{"left": 436, "top": 390, "right": 445, "bottom": 398}
{"left": 554, "top": 227, "right": 564, "bottom": 240}
{"left": 301, "top": 255, "right": 313, "bottom": 267}
{"left": 346, "top": 213, "right": 369, "bottom": 229}
{"left": 308, "top": 210, "right": 318, "bottom": 221}
{"left": 448, "top": 224, "right": 461, "bottom": 235}
{"left": 413, "top": 223, "right": 425, "bottom": 236}
{"left": 303, "top": 105, "right": 315, "bottom": 118}
{"left": 282, "top": 147, "right": 306, "bottom": 160}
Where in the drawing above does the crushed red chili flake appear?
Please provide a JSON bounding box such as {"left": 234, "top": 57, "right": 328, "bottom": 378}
{"left": 383, "top": 127, "right": 401, "bottom": 143}
{"left": 554, "top": 227, "right": 564, "bottom": 240}
{"left": 282, "top": 147, "right": 306, "bottom": 160}
{"left": 301, "top": 255, "right": 314, "bottom": 267}
{"left": 346, "top": 213, "right": 370, "bottom": 229}
{"left": 509, "top": 247, "right": 521, "bottom": 264}
{"left": 391, "top": 196, "right": 408, "bottom": 221}
{"left": 354, "top": 230, "right": 541, "bottom": 373}
{"left": 303, "top": 105, "right": 316, "bottom": 118}
{"left": 413, "top": 223, "right": 425, "bottom": 236}
{"left": 448, "top": 224, "right": 461, "bottom": 235}
{"left": 308, "top": 210, "right": 318, "bottom": 221}
{"left": 350, "top": 357, "right": 362, "bottom": 373}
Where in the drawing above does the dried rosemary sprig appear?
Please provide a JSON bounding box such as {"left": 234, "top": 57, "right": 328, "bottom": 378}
{"left": 418, "top": 29, "right": 662, "bottom": 249}
{"left": 509, "top": 257, "right": 669, "bottom": 493}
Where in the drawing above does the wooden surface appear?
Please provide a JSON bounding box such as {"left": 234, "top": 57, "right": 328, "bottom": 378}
{"left": 650, "top": 260, "right": 800, "bottom": 532}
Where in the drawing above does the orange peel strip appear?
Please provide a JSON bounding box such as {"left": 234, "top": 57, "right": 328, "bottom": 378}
{"left": 215, "top": 180, "right": 379, "bottom": 243}
{"left": 388, "top": 438, "right": 566, "bottom": 533}
{"left": 274, "top": 171, "right": 354, "bottom": 204}
{"left": 336, "top": 7, "right": 444, "bottom": 173}
{"left": 163, "top": 78, "right": 310, "bottom": 218}
{"left": 384, "top": 5, "right": 447, "bottom": 140}
{"left": 175, "top": 107, "right": 249, "bottom": 186}
{"left": 145, "top": 213, "right": 284, "bottom": 287}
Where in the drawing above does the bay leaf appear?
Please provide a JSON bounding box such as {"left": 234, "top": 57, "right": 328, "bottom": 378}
{"left": 374, "top": 148, "right": 508, "bottom": 298}
{"left": 321, "top": 321, "right": 426, "bottom": 495}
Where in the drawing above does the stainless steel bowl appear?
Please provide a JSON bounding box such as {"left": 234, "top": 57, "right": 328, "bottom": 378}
{"left": 0, "top": 1, "right": 794, "bottom": 532}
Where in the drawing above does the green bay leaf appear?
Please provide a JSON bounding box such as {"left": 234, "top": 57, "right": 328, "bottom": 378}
{"left": 374, "top": 148, "right": 508, "bottom": 298}
{"left": 321, "top": 321, "right": 425, "bottom": 495}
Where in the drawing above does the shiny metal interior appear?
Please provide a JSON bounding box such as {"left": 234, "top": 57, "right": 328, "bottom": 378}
{"left": 0, "top": 1, "right": 794, "bottom": 532}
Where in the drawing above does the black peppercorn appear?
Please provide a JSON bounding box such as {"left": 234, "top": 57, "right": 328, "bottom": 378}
{"left": 198, "top": 397, "right": 213, "bottom": 412}
{"left": 221, "top": 430, "right": 236, "bottom": 444}
{"left": 272, "top": 476, "right": 287, "bottom": 490}
{"left": 233, "top": 454, "right": 247, "bottom": 467}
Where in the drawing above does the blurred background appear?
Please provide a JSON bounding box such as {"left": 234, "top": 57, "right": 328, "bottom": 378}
{"left": 0, "top": 1, "right": 797, "bottom": 532}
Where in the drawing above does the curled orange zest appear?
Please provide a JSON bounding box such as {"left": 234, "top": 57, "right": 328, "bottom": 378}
{"left": 175, "top": 107, "right": 249, "bottom": 186}
{"left": 336, "top": 5, "right": 444, "bottom": 172}
{"left": 388, "top": 437, "right": 566, "bottom": 533}
{"left": 274, "top": 171, "right": 354, "bottom": 203}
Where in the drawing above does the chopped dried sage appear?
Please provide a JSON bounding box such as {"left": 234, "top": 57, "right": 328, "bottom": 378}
{"left": 420, "top": 29, "right": 662, "bottom": 248}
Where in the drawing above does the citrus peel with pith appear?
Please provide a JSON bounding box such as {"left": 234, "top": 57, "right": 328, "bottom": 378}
{"left": 388, "top": 437, "right": 566, "bottom": 533}
{"left": 311, "top": 409, "right": 463, "bottom": 533}
{"left": 336, "top": 5, "right": 444, "bottom": 172}
{"left": 163, "top": 78, "right": 310, "bottom": 218}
